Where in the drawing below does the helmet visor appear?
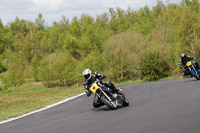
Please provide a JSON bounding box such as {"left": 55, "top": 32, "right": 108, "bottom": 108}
{"left": 84, "top": 74, "right": 90, "bottom": 79}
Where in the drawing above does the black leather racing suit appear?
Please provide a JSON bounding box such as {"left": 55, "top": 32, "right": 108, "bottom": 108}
{"left": 83, "top": 72, "right": 118, "bottom": 108}
{"left": 180, "top": 56, "right": 199, "bottom": 75}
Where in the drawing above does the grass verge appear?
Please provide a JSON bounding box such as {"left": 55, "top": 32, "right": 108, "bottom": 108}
{"left": 0, "top": 84, "right": 84, "bottom": 121}
{"left": 115, "top": 76, "right": 182, "bottom": 86}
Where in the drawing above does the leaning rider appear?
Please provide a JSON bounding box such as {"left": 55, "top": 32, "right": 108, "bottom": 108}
{"left": 83, "top": 68, "right": 123, "bottom": 108}
{"left": 180, "top": 53, "right": 199, "bottom": 76}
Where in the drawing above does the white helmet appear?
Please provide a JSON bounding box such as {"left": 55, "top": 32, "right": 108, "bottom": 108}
{"left": 83, "top": 69, "right": 92, "bottom": 80}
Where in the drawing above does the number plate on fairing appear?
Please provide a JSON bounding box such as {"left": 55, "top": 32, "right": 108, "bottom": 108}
{"left": 186, "top": 62, "right": 192, "bottom": 67}
{"left": 90, "top": 83, "right": 99, "bottom": 93}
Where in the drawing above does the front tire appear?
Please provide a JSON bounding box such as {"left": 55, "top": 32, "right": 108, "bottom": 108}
{"left": 100, "top": 96, "right": 117, "bottom": 110}
{"left": 191, "top": 69, "right": 200, "bottom": 80}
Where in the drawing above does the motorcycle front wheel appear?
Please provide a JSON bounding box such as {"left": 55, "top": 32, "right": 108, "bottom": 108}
{"left": 191, "top": 69, "right": 200, "bottom": 80}
{"left": 100, "top": 96, "right": 117, "bottom": 110}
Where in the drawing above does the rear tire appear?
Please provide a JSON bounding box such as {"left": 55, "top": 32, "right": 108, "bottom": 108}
{"left": 123, "top": 97, "right": 129, "bottom": 106}
{"left": 100, "top": 96, "right": 117, "bottom": 110}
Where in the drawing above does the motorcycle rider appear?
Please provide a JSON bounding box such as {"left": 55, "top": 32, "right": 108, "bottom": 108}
{"left": 180, "top": 53, "right": 199, "bottom": 76}
{"left": 83, "top": 68, "right": 123, "bottom": 108}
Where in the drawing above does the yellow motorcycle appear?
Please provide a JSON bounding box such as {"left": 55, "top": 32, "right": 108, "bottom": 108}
{"left": 89, "top": 81, "right": 129, "bottom": 110}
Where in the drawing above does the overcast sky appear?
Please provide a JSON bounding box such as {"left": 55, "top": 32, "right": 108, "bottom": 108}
{"left": 0, "top": 0, "right": 182, "bottom": 25}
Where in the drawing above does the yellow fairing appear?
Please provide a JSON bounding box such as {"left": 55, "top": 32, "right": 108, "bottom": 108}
{"left": 186, "top": 62, "right": 191, "bottom": 67}
{"left": 90, "top": 83, "right": 99, "bottom": 93}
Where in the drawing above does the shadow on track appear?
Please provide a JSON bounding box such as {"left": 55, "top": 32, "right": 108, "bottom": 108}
{"left": 91, "top": 105, "right": 130, "bottom": 112}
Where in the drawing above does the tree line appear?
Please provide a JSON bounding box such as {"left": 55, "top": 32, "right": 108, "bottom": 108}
{"left": 0, "top": 0, "right": 200, "bottom": 91}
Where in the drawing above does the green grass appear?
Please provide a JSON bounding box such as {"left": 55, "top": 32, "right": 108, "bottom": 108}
{"left": 115, "top": 79, "right": 145, "bottom": 86}
{"left": 115, "top": 76, "right": 182, "bottom": 86}
{"left": 157, "top": 76, "right": 182, "bottom": 81}
{"left": 0, "top": 84, "right": 84, "bottom": 121}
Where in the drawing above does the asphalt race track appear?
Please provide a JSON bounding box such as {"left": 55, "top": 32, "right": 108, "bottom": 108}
{"left": 1, "top": 78, "right": 200, "bottom": 133}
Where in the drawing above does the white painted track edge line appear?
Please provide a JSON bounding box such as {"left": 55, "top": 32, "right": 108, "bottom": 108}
{"left": 0, "top": 93, "right": 85, "bottom": 125}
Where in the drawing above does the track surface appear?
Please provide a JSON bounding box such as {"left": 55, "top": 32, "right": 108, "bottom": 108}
{"left": 1, "top": 78, "right": 200, "bottom": 133}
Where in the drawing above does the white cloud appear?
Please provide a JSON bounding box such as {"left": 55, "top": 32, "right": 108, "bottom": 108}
{"left": 0, "top": 0, "right": 182, "bottom": 25}
{"left": 31, "top": 0, "right": 64, "bottom": 9}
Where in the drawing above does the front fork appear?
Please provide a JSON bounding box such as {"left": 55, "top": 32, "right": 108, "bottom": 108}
{"left": 188, "top": 67, "right": 194, "bottom": 77}
{"left": 98, "top": 87, "right": 113, "bottom": 102}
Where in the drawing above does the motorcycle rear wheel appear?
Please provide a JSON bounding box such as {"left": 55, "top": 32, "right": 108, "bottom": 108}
{"left": 123, "top": 97, "right": 129, "bottom": 106}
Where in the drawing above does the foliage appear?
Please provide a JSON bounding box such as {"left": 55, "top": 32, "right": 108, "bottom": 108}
{"left": 141, "top": 51, "right": 169, "bottom": 81}
{"left": 2, "top": 54, "right": 30, "bottom": 90}
{"left": 82, "top": 50, "right": 106, "bottom": 73}
{"left": 0, "top": 55, "right": 5, "bottom": 73}
{"left": 1, "top": 0, "right": 200, "bottom": 90}
{"left": 39, "top": 52, "right": 77, "bottom": 87}
{"left": 104, "top": 31, "right": 146, "bottom": 81}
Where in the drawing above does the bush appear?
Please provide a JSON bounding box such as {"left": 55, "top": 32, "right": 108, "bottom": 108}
{"left": 104, "top": 31, "right": 146, "bottom": 81}
{"left": 0, "top": 57, "right": 5, "bottom": 73}
{"left": 31, "top": 51, "right": 44, "bottom": 81}
{"left": 82, "top": 50, "right": 106, "bottom": 73}
{"left": 39, "top": 52, "right": 78, "bottom": 87}
{"left": 2, "top": 56, "right": 29, "bottom": 90}
{"left": 141, "top": 51, "right": 169, "bottom": 81}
